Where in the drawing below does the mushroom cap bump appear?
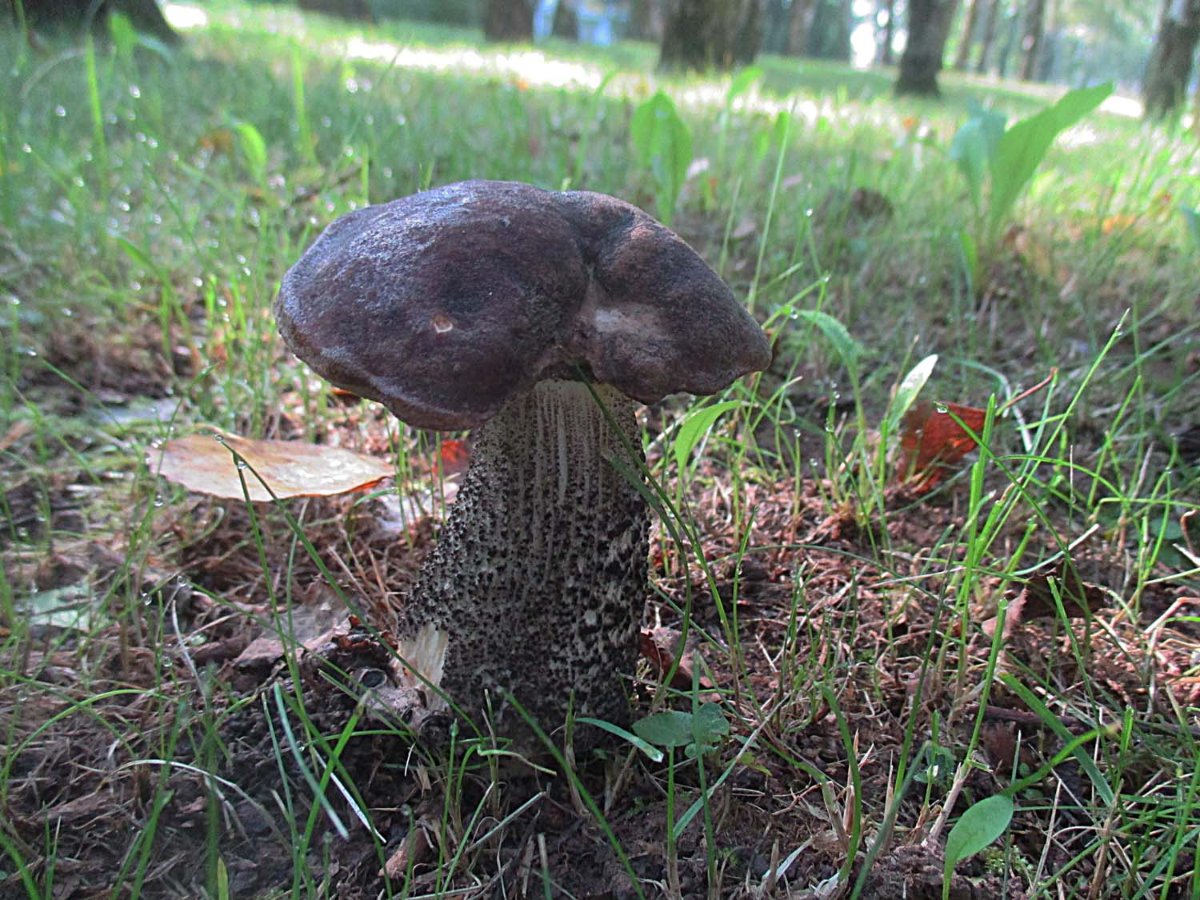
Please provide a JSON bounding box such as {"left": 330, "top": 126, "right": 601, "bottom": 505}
{"left": 276, "top": 180, "right": 771, "bottom": 429}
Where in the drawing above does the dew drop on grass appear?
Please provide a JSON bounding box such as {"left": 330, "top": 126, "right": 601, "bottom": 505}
{"left": 54, "top": 105, "right": 66, "bottom": 117}
{"left": 236, "top": 459, "right": 248, "bottom": 470}
{"left": 154, "top": 494, "right": 165, "bottom": 508}
{"left": 21, "top": 143, "right": 31, "bottom": 153}
{"left": 935, "top": 403, "right": 949, "bottom": 413}
{"left": 128, "top": 84, "right": 141, "bottom": 98}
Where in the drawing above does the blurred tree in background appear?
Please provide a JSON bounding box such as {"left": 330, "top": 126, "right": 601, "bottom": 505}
{"left": 7, "top": 0, "right": 178, "bottom": 43}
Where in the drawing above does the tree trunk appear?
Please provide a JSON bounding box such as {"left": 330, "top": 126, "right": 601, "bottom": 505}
{"left": 551, "top": 0, "right": 578, "bottom": 39}
{"left": 974, "top": 0, "right": 999, "bottom": 73}
{"left": 628, "top": 0, "right": 665, "bottom": 42}
{"left": 296, "top": 0, "right": 375, "bottom": 23}
{"left": 879, "top": 0, "right": 896, "bottom": 63}
{"left": 1143, "top": 0, "right": 1200, "bottom": 118}
{"left": 733, "top": 0, "right": 765, "bottom": 64}
{"left": 895, "top": 0, "right": 958, "bottom": 96}
{"left": 994, "top": 4, "right": 1021, "bottom": 77}
{"left": 1034, "top": 0, "right": 1059, "bottom": 81}
{"left": 806, "top": 0, "right": 851, "bottom": 60}
{"left": 953, "top": 0, "right": 981, "bottom": 70}
{"left": 660, "top": 0, "right": 761, "bottom": 70}
{"left": 787, "top": 0, "right": 818, "bottom": 55}
{"left": 483, "top": 0, "right": 534, "bottom": 41}
{"left": 1019, "top": 0, "right": 1046, "bottom": 80}
{"left": 12, "top": 0, "right": 180, "bottom": 43}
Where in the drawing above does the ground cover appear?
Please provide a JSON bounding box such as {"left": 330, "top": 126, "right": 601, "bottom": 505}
{"left": 1, "top": 3, "right": 1198, "bottom": 897}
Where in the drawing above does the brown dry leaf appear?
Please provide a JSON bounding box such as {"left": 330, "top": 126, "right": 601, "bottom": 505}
{"left": 640, "top": 626, "right": 713, "bottom": 690}
{"left": 1019, "top": 558, "right": 1108, "bottom": 620}
{"left": 154, "top": 428, "right": 392, "bottom": 502}
{"left": 897, "top": 400, "right": 988, "bottom": 490}
{"left": 983, "top": 558, "right": 1107, "bottom": 635}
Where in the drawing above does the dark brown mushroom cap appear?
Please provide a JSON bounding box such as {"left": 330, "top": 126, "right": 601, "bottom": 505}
{"left": 276, "top": 180, "right": 771, "bottom": 430}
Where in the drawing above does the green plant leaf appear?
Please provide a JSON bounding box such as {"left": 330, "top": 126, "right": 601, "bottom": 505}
{"left": 689, "top": 702, "right": 729, "bottom": 750}
{"left": 630, "top": 91, "right": 692, "bottom": 224}
{"left": 107, "top": 12, "right": 138, "bottom": 64}
{"left": 575, "top": 717, "right": 664, "bottom": 762}
{"left": 987, "top": 83, "right": 1112, "bottom": 238}
{"left": 1180, "top": 205, "right": 1200, "bottom": 252}
{"left": 796, "top": 309, "right": 864, "bottom": 374}
{"left": 942, "top": 794, "right": 1014, "bottom": 900}
{"left": 1000, "top": 674, "right": 1115, "bottom": 805}
{"left": 949, "top": 106, "right": 1005, "bottom": 212}
{"left": 728, "top": 66, "right": 763, "bottom": 101}
{"left": 234, "top": 121, "right": 268, "bottom": 186}
{"left": 633, "top": 710, "right": 695, "bottom": 749}
{"left": 885, "top": 354, "right": 938, "bottom": 437}
{"left": 672, "top": 400, "right": 740, "bottom": 473}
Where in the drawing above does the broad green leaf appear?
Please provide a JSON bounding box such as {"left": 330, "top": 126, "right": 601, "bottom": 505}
{"left": 950, "top": 104, "right": 1005, "bottom": 212}
{"left": 988, "top": 83, "right": 1112, "bottom": 237}
{"left": 631, "top": 91, "right": 693, "bottom": 224}
{"left": 234, "top": 121, "right": 268, "bottom": 185}
{"left": 575, "top": 717, "right": 663, "bottom": 762}
{"left": 728, "top": 66, "right": 763, "bottom": 101}
{"left": 796, "top": 309, "right": 864, "bottom": 373}
{"left": 885, "top": 354, "right": 938, "bottom": 437}
{"left": 690, "top": 702, "right": 729, "bottom": 749}
{"left": 673, "top": 400, "right": 740, "bottom": 473}
{"left": 942, "top": 794, "right": 1014, "bottom": 900}
{"left": 107, "top": 12, "right": 138, "bottom": 64}
{"left": 949, "top": 118, "right": 989, "bottom": 211}
{"left": 633, "top": 709, "right": 695, "bottom": 749}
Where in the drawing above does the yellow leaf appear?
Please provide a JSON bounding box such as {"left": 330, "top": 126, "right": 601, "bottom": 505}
{"left": 153, "top": 427, "right": 392, "bottom": 502}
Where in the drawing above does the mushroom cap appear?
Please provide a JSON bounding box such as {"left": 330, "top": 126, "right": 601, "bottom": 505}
{"left": 276, "top": 180, "right": 771, "bottom": 430}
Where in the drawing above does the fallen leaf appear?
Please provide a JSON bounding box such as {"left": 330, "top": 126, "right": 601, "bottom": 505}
{"left": 154, "top": 428, "right": 393, "bottom": 502}
{"left": 439, "top": 438, "right": 470, "bottom": 476}
{"left": 983, "top": 557, "right": 1107, "bottom": 636}
{"left": 640, "top": 626, "right": 713, "bottom": 690}
{"left": 897, "top": 401, "right": 988, "bottom": 489}
{"left": 0, "top": 420, "right": 32, "bottom": 452}
{"left": 1019, "top": 558, "right": 1107, "bottom": 620}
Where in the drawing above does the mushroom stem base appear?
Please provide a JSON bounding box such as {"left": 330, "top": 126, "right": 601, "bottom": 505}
{"left": 396, "top": 380, "right": 649, "bottom": 752}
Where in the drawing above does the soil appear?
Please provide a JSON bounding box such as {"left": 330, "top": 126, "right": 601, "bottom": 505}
{"left": 2, "top": 414, "right": 1195, "bottom": 899}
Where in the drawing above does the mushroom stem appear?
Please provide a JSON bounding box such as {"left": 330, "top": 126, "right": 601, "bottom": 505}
{"left": 396, "top": 380, "right": 649, "bottom": 749}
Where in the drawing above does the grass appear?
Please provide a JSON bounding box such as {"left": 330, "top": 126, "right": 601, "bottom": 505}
{"left": 1, "top": 1, "right": 1198, "bottom": 897}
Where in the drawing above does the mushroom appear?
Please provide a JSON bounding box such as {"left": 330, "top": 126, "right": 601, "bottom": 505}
{"left": 276, "top": 180, "right": 770, "bottom": 752}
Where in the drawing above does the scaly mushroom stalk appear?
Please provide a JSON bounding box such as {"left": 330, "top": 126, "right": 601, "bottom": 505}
{"left": 401, "top": 381, "right": 647, "bottom": 742}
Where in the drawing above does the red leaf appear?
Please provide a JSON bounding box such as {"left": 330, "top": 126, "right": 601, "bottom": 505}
{"left": 439, "top": 439, "right": 470, "bottom": 476}
{"left": 898, "top": 401, "right": 988, "bottom": 490}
